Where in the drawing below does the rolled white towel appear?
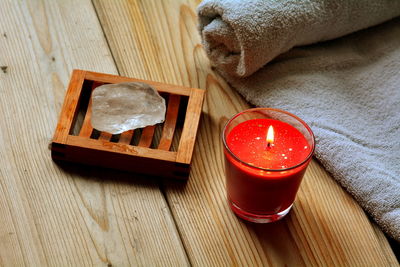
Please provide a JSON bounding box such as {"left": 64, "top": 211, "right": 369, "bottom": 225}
{"left": 198, "top": 0, "right": 400, "bottom": 77}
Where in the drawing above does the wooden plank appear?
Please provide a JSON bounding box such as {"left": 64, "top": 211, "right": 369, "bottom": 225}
{"left": 93, "top": 0, "right": 398, "bottom": 266}
{"left": 138, "top": 125, "right": 156, "bottom": 147}
{"left": 158, "top": 94, "right": 180, "bottom": 151}
{"left": 52, "top": 148, "right": 189, "bottom": 180}
{"left": 0, "top": 0, "right": 188, "bottom": 266}
{"left": 176, "top": 88, "right": 205, "bottom": 164}
{"left": 98, "top": 132, "right": 112, "bottom": 141}
{"left": 53, "top": 69, "right": 86, "bottom": 143}
{"left": 66, "top": 135, "right": 177, "bottom": 162}
{"left": 118, "top": 130, "right": 134, "bottom": 144}
{"left": 85, "top": 71, "right": 192, "bottom": 96}
{"left": 78, "top": 81, "right": 102, "bottom": 138}
{"left": 78, "top": 98, "right": 93, "bottom": 137}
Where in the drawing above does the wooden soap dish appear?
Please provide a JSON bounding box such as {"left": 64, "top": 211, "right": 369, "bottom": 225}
{"left": 51, "top": 70, "right": 205, "bottom": 179}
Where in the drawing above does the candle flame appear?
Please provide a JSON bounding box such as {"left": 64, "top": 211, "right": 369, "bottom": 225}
{"left": 266, "top": 125, "right": 274, "bottom": 146}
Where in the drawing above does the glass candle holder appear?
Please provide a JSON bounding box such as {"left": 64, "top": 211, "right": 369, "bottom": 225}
{"left": 222, "top": 108, "right": 315, "bottom": 223}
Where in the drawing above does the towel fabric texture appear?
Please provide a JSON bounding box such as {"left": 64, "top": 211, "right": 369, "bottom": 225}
{"left": 198, "top": 0, "right": 400, "bottom": 241}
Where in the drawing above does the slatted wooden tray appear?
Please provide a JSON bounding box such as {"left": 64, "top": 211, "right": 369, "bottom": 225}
{"left": 51, "top": 70, "right": 205, "bottom": 179}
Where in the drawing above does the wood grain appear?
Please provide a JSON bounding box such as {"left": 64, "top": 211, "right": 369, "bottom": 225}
{"left": 93, "top": 0, "right": 398, "bottom": 266}
{"left": 138, "top": 125, "right": 156, "bottom": 147}
{"left": 176, "top": 88, "right": 205, "bottom": 164}
{"left": 0, "top": 0, "right": 397, "bottom": 265}
{"left": 66, "top": 135, "right": 177, "bottom": 162}
{"left": 158, "top": 94, "right": 180, "bottom": 151}
{"left": 85, "top": 70, "right": 192, "bottom": 96}
{"left": 78, "top": 80, "right": 101, "bottom": 138}
{"left": 53, "top": 69, "right": 86, "bottom": 143}
{"left": 0, "top": 0, "right": 188, "bottom": 266}
{"left": 98, "top": 132, "right": 112, "bottom": 141}
{"left": 119, "top": 130, "right": 134, "bottom": 144}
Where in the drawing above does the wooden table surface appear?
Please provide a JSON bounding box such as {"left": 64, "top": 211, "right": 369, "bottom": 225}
{"left": 0, "top": 0, "right": 398, "bottom": 266}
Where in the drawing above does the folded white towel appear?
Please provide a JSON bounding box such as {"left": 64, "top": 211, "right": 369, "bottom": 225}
{"left": 198, "top": 0, "right": 400, "bottom": 241}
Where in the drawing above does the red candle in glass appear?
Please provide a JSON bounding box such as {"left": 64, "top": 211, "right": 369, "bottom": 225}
{"left": 222, "top": 108, "right": 315, "bottom": 223}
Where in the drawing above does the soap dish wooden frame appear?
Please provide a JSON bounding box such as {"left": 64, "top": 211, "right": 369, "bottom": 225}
{"left": 51, "top": 70, "right": 205, "bottom": 179}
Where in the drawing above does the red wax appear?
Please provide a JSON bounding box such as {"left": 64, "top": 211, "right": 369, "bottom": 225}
{"left": 225, "top": 119, "right": 312, "bottom": 215}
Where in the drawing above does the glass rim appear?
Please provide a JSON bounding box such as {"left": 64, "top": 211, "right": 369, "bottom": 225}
{"left": 222, "top": 108, "right": 315, "bottom": 172}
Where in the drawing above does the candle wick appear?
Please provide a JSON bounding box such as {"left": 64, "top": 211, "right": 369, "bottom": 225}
{"left": 267, "top": 142, "right": 271, "bottom": 148}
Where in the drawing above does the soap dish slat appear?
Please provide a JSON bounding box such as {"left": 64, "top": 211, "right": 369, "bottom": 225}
{"left": 78, "top": 81, "right": 100, "bottom": 138}
{"left": 138, "top": 126, "right": 156, "bottom": 148}
{"left": 158, "top": 94, "right": 180, "bottom": 151}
